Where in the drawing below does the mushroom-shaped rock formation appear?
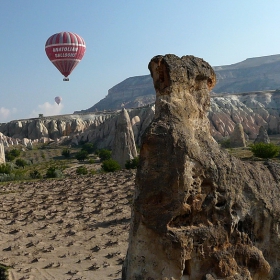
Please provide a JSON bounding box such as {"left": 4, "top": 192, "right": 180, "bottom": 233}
{"left": 122, "top": 54, "right": 280, "bottom": 280}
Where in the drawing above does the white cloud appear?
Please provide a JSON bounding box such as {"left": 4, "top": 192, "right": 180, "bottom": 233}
{"left": 30, "top": 102, "right": 64, "bottom": 118}
{"left": 0, "top": 107, "right": 17, "bottom": 122}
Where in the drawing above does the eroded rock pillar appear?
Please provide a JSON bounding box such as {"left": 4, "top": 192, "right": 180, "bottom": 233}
{"left": 123, "top": 55, "right": 280, "bottom": 280}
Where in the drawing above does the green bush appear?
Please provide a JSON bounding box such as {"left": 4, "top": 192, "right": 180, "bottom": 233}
{"left": 0, "top": 173, "right": 17, "bottom": 182}
{"left": 88, "top": 158, "right": 95, "bottom": 164}
{"left": 250, "top": 142, "right": 280, "bottom": 158}
{"left": 98, "top": 149, "right": 112, "bottom": 161}
{"left": 220, "top": 138, "right": 231, "bottom": 148}
{"left": 10, "top": 149, "right": 21, "bottom": 157}
{"left": 0, "top": 164, "right": 12, "bottom": 174}
{"left": 75, "top": 150, "right": 89, "bottom": 161}
{"left": 125, "top": 156, "right": 139, "bottom": 169}
{"left": 76, "top": 166, "right": 88, "bottom": 175}
{"left": 61, "top": 148, "right": 71, "bottom": 158}
{"left": 45, "top": 166, "right": 63, "bottom": 178}
{"left": 0, "top": 263, "right": 9, "bottom": 280}
{"left": 15, "top": 158, "right": 28, "bottom": 168}
{"left": 30, "top": 169, "right": 42, "bottom": 179}
{"left": 81, "top": 143, "right": 96, "bottom": 154}
{"left": 101, "top": 159, "right": 121, "bottom": 172}
{"left": 5, "top": 149, "right": 20, "bottom": 161}
{"left": 5, "top": 153, "right": 15, "bottom": 161}
{"left": 90, "top": 169, "right": 96, "bottom": 175}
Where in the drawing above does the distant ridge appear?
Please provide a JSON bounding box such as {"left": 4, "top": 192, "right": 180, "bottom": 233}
{"left": 76, "top": 54, "right": 280, "bottom": 113}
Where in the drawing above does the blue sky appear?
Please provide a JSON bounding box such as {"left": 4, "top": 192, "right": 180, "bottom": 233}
{"left": 1, "top": 0, "right": 280, "bottom": 122}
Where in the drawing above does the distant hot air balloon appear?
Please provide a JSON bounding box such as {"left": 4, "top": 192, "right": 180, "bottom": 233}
{"left": 45, "top": 32, "right": 86, "bottom": 81}
{"left": 55, "top": 96, "right": 62, "bottom": 105}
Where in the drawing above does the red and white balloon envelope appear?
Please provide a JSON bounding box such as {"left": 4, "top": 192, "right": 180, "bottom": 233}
{"left": 45, "top": 32, "right": 86, "bottom": 81}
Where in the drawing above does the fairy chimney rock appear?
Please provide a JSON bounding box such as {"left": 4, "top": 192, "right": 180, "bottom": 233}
{"left": 112, "top": 108, "right": 137, "bottom": 168}
{"left": 122, "top": 54, "right": 280, "bottom": 280}
{"left": 0, "top": 141, "right": 5, "bottom": 164}
{"left": 254, "top": 125, "right": 270, "bottom": 144}
{"left": 230, "top": 123, "right": 246, "bottom": 148}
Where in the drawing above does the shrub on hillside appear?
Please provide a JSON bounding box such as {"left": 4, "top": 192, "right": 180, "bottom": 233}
{"left": 75, "top": 150, "right": 89, "bottom": 161}
{"left": 125, "top": 156, "right": 139, "bottom": 169}
{"left": 97, "top": 149, "right": 112, "bottom": 162}
{"left": 5, "top": 149, "right": 20, "bottom": 161}
{"left": 10, "top": 149, "right": 21, "bottom": 157}
{"left": 30, "top": 169, "right": 42, "bottom": 179}
{"left": 88, "top": 158, "right": 95, "bottom": 164}
{"left": 45, "top": 166, "right": 63, "bottom": 178}
{"left": 101, "top": 159, "right": 121, "bottom": 172}
{"left": 250, "top": 142, "right": 280, "bottom": 158}
{"left": 76, "top": 166, "right": 88, "bottom": 175}
{"left": 0, "top": 164, "right": 12, "bottom": 174}
{"left": 15, "top": 158, "right": 28, "bottom": 168}
{"left": 220, "top": 138, "right": 231, "bottom": 148}
{"left": 61, "top": 148, "right": 71, "bottom": 158}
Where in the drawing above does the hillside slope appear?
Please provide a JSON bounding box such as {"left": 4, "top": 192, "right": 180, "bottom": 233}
{"left": 77, "top": 54, "right": 280, "bottom": 113}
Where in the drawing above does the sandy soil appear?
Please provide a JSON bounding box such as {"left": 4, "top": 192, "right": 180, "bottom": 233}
{"left": 0, "top": 169, "right": 136, "bottom": 280}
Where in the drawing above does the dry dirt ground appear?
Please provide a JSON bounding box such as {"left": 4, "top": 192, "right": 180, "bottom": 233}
{"left": 0, "top": 169, "right": 136, "bottom": 280}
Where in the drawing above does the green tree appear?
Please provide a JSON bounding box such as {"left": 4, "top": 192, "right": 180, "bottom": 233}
{"left": 101, "top": 159, "right": 121, "bottom": 172}
{"left": 61, "top": 148, "right": 71, "bottom": 158}
{"left": 250, "top": 142, "right": 280, "bottom": 158}
{"left": 75, "top": 150, "right": 89, "bottom": 161}
{"left": 81, "top": 143, "right": 96, "bottom": 154}
{"left": 98, "top": 149, "right": 112, "bottom": 162}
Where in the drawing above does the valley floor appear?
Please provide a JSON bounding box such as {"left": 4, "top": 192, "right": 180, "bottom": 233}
{"left": 0, "top": 170, "right": 135, "bottom": 280}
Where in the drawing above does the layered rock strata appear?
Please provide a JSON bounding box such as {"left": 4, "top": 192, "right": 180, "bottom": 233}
{"left": 122, "top": 54, "right": 280, "bottom": 279}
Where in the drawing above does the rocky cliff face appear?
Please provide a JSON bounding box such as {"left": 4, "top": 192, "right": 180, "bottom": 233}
{"left": 122, "top": 54, "right": 280, "bottom": 279}
{"left": 0, "top": 113, "right": 112, "bottom": 141}
{"left": 214, "top": 54, "right": 280, "bottom": 93}
{"left": 2, "top": 91, "right": 280, "bottom": 147}
{"left": 75, "top": 54, "right": 280, "bottom": 113}
{"left": 209, "top": 91, "right": 280, "bottom": 140}
{"left": 76, "top": 75, "right": 155, "bottom": 113}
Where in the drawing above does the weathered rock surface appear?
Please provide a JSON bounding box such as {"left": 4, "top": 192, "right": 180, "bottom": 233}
{"left": 254, "top": 126, "right": 270, "bottom": 144}
{"left": 112, "top": 108, "right": 137, "bottom": 168}
{"left": 0, "top": 141, "right": 5, "bottom": 164}
{"left": 230, "top": 123, "right": 246, "bottom": 148}
{"left": 123, "top": 54, "right": 280, "bottom": 279}
{"left": 209, "top": 91, "right": 280, "bottom": 140}
{"left": 3, "top": 90, "right": 280, "bottom": 147}
{"left": 77, "top": 105, "right": 155, "bottom": 149}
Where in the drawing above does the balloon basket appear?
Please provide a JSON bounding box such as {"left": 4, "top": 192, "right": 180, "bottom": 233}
{"left": 63, "top": 78, "right": 69, "bottom": 81}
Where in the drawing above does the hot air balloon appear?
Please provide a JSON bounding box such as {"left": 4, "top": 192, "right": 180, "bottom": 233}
{"left": 55, "top": 96, "right": 62, "bottom": 105}
{"left": 45, "top": 32, "right": 86, "bottom": 81}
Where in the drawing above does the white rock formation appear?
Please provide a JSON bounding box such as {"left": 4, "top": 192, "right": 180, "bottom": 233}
{"left": 0, "top": 141, "right": 5, "bottom": 164}
{"left": 112, "top": 108, "right": 137, "bottom": 168}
